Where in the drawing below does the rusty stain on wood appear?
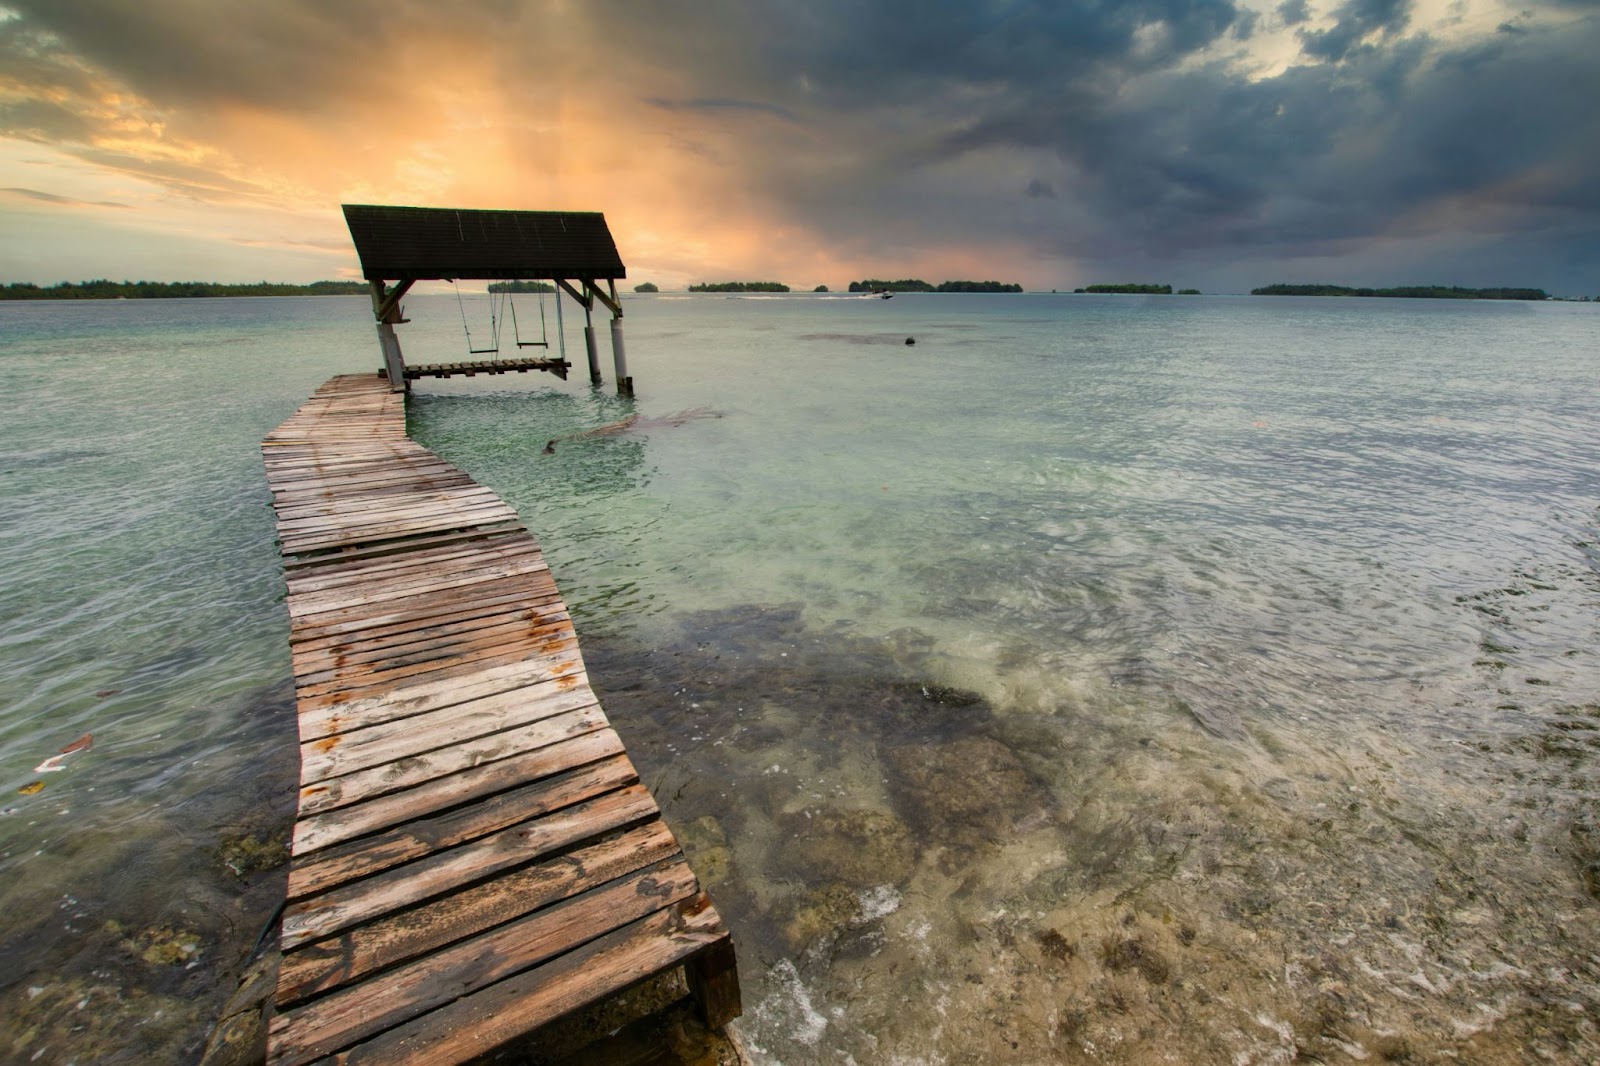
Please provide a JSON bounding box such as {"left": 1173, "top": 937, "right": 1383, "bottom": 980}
{"left": 261, "top": 374, "right": 740, "bottom": 1066}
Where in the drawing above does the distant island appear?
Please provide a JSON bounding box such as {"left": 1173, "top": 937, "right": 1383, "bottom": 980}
{"left": 847, "top": 279, "right": 1023, "bottom": 293}
{"left": 633, "top": 282, "right": 659, "bottom": 293}
{"left": 1252, "top": 284, "right": 1549, "bottom": 300}
{"left": 1, "top": 279, "right": 369, "bottom": 300}
{"left": 487, "top": 281, "right": 555, "bottom": 293}
{"left": 1076, "top": 283, "right": 1173, "bottom": 294}
{"left": 689, "top": 281, "right": 790, "bottom": 292}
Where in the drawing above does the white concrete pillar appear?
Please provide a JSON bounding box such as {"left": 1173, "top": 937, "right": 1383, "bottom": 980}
{"left": 610, "top": 317, "right": 632, "bottom": 396}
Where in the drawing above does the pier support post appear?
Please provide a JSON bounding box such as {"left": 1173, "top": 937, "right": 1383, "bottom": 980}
{"left": 367, "top": 279, "right": 413, "bottom": 393}
{"left": 686, "top": 938, "right": 741, "bottom": 1030}
{"left": 582, "top": 286, "right": 602, "bottom": 385}
{"left": 610, "top": 317, "right": 632, "bottom": 397}
{"left": 583, "top": 324, "right": 601, "bottom": 386}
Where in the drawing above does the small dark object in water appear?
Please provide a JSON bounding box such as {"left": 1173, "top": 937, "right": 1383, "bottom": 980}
{"left": 543, "top": 440, "right": 556, "bottom": 455}
{"left": 905, "top": 337, "right": 916, "bottom": 345}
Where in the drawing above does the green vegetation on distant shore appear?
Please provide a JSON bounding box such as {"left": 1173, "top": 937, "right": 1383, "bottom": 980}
{"left": 1079, "top": 283, "right": 1173, "bottom": 294}
{"left": 689, "top": 281, "right": 790, "bottom": 292}
{"left": 1, "top": 279, "right": 369, "bottom": 300}
{"left": 1251, "top": 284, "right": 1549, "bottom": 300}
{"left": 847, "top": 279, "right": 1023, "bottom": 293}
{"left": 633, "top": 282, "right": 659, "bottom": 293}
{"left": 850, "top": 279, "right": 934, "bottom": 292}
{"left": 487, "top": 281, "right": 555, "bottom": 293}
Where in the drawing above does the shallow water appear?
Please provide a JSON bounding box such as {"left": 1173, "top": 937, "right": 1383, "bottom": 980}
{"left": 2, "top": 293, "right": 1598, "bottom": 1062}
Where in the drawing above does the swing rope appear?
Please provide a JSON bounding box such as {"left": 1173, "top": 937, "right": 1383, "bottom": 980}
{"left": 453, "top": 280, "right": 503, "bottom": 356}
{"left": 507, "top": 284, "right": 550, "bottom": 349}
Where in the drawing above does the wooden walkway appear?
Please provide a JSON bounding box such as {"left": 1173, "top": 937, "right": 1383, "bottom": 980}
{"left": 260, "top": 374, "right": 738, "bottom": 1066}
{"left": 403, "top": 356, "right": 571, "bottom": 381}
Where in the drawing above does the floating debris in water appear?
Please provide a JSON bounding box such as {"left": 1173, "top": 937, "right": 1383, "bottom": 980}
{"left": 34, "top": 734, "right": 93, "bottom": 773}
{"left": 17, "top": 781, "right": 45, "bottom": 795}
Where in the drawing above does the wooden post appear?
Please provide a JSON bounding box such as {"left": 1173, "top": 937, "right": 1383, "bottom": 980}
{"left": 367, "top": 279, "right": 412, "bottom": 393}
{"left": 582, "top": 298, "right": 601, "bottom": 386}
{"left": 685, "top": 938, "right": 741, "bottom": 1030}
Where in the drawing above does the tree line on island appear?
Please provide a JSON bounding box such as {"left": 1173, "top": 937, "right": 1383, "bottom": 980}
{"left": 670, "top": 279, "right": 1029, "bottom": 293}
{"left": 5, "top": 278, "right": 1583, "bottom": 302}
{"left": 1251, "top": 284, "right": 1550, "bottom": 300}
{"left": 1073, "top": 283, "right": 1198, "bottom": 294}
{"left": 486, "top": 281, "right": 556, "bottom": 293}
{"left": 0, "top": 279, "right": 370, "bottom": 300}
{"left": 687, "top": 281, "right": 791, "bottom": 292}
{"left": 848, "top": 279, "right": 1024, "bottom": 292}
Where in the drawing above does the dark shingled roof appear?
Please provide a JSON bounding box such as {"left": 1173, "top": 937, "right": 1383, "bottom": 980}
{"left": 342, "top": 204, "right": 626, "bottom": 281}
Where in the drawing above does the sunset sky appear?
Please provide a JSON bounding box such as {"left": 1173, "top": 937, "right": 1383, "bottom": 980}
{"left": 1, "top": 1, "right": 1596, "bottom": 294}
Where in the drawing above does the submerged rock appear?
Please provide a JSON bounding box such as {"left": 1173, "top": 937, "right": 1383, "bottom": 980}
{"left": 678, "top": 815, "right": 735, "bottom": 889}
{"left": 884, "top": 735, "right": 1042, "bottom": 845}
{"left": 773, "top": 806, "right": 916, "bottom": 887}
{"left": 780, "top": 882, "right": 862, "bottom": 953}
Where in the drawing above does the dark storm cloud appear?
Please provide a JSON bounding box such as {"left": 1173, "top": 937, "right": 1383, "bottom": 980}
{"left": 1298, "top": 0, "right": 1414, "bottom": 61}
{"left": 1277, "top": 0, "right": 1312, "bottom": 25}
{"left": 0, "top": 0, "right": 438, "bottom": 111}
{"left": 653, "top": 0, "right": 1598, "bottom": 281}
{"left": 1025, "top": 179, "right": 1057, "bottom": 199}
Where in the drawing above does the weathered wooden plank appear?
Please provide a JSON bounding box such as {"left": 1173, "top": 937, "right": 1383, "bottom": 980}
{"left": 273, "top": 487, "right": 505, "bottom": 524}
{"left": 276, "top": 503, "right": 520, "bottom": 545}
{"left": 276, "top": 821, "right": 681, "bottom": 1007}
{"left": 294, "top": 718, "right": 620, "bottom": 851}
{"left": 271, "top": 475, "right": 479, "bottom": 508}
{"left": 284, "top": 538, "right": 539, "bottom": 595}
{"left": 292, "top": 634, "right": 581, "bottom": 704}
{"left": 278, "top": 506, "right": 522, "bottom": 553}
{"left": 291, "top": 613, "right": 574, "bottom": 690}
{"left": 285, "top": 764, "right": 649, "bottom": 904}
{"left": 289, "top": 594, "right": 559, "bottom": 659}
{"left": 274, "top": 492, "right": 512, "bottom": 532}
{"left": 293, "top": 639, "right": 584, "bottom": 713}
{"left": 286, "top": 555, "right": 551, "bottom": 619}
{"left": 297, "top": 687, "right": 605, "bottom": 795}
{"left": 290, "top": 608, "right": 571, "bottom": 682}
{"left": 321, "top": 896, "right": 729, "bottom": 1066}
{"left": 291, "top": 600, "right": 564, "bottom": 665}
{"left": 297, "top": 658, "right": 587, "bottom": 739}
{"left": 270, "top": 862, "right": 699, "bottom": 1066}
{"left": 281, "top": 523, "right": 528, "bottom": 571}
{"left": 296, "top": 687, "right": 603, "bottom": 800}
{"left": 288, "top": 576, "right": 560, "bottom": 643}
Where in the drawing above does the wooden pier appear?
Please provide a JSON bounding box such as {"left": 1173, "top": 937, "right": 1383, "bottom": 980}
{"left": 260, "top": 374, "right": 738, "bottom": 1065}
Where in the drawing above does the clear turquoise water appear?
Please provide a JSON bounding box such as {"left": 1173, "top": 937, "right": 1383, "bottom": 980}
{"left": 2, "top": 293, "right": 1598, "bottom": 1062}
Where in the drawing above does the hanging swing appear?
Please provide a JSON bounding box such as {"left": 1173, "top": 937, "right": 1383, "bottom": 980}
{"left": 453, "top": 280, "right": 504, "bottom": 356}
{"left": 507, "top": 285, "right": 550, "bottom": 348}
